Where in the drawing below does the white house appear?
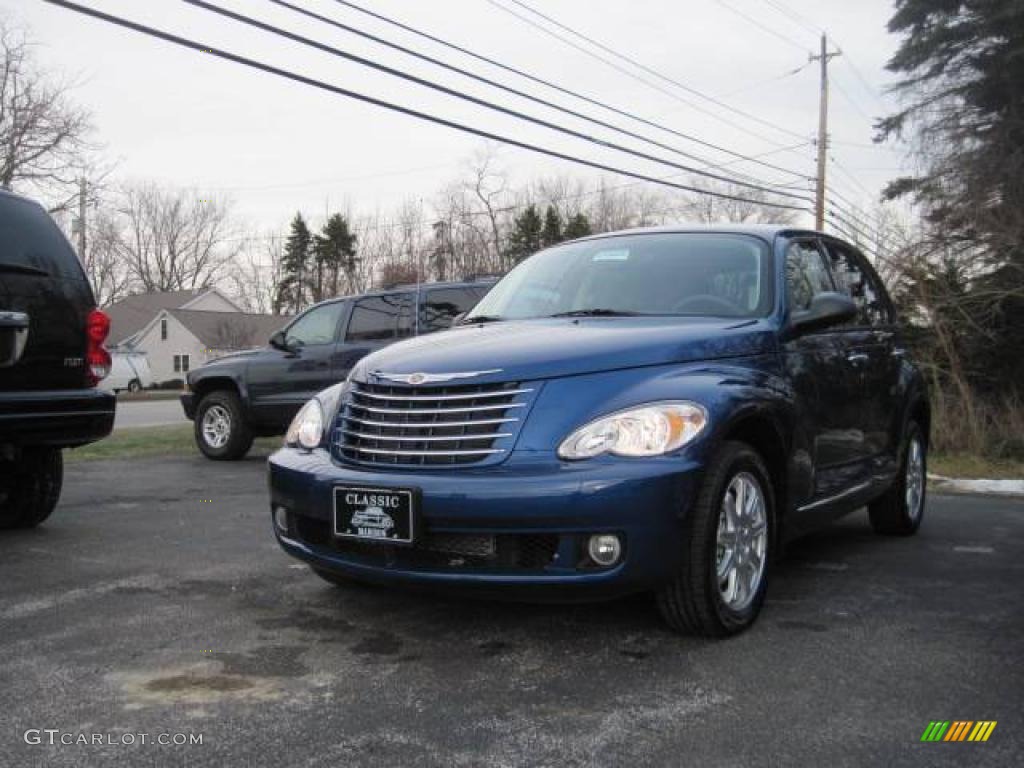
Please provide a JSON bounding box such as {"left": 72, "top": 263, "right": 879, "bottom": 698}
{"left": 105, "top": 289, "right": 290, "bottom": 385}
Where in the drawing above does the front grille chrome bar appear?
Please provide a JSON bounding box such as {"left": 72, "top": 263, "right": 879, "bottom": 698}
{"left": 344, "top": 445, "right": 505, "bottom": 457}
{"left": 344, "top": 415, "right": 519, "bottom": 429}
{"left": 341, "top": 429, "right": 514, "bottom": 443}
{"left": 349, "top": 402, "right": 526, "bottom": 416}
{"left": 351, "top": 388, "right": 533, "bottom": 402}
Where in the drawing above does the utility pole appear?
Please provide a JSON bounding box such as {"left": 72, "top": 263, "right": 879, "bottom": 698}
{"left": 811, "top": 34, "right": 841, "bottom": 231}
{"left": 76, "top": 177, "right": 88, "bottom": 260}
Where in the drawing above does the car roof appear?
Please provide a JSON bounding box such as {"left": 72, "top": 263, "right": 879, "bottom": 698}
{"left": 306, "top": 279, "right": 494, "bottom": 310}
{"left": 0, "top": 187, "right": 45, "bottom": 209}
{"left": 569, "top": 223, "right": 822, "bottom": 244}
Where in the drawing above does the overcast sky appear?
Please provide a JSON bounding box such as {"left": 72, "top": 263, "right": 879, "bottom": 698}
{"left": 4, "top": 0, "right": 907, "bottom": 233}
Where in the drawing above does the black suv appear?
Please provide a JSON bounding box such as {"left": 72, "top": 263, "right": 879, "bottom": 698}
{"left": 0, "top": 190, "right": 115, "bottom": 529}
{"left": 181, "top": 280, "right": 493, "bottom": 460}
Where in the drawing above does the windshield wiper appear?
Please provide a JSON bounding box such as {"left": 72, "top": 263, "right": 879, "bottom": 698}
{"left": 548, "top": 308, "right": 643, "bottom": 318}
{"left": 459, "top": 315, "right": 505, "bottom": 325}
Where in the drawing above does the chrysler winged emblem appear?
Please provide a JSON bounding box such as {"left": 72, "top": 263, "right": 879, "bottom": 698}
{"left": 372, "top": 369, "right": 502, "bottom": 385}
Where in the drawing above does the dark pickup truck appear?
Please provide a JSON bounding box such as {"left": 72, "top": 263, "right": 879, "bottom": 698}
{"left": 0, "top": 189, "right": 115, "bottom": 528}
{"left": 181, "top": 280, "right": 493, "bottom": 460}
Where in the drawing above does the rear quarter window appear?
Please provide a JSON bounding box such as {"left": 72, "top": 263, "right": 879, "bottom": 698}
{"left": 0, "top": 194, "right": 87, "bottom": 281}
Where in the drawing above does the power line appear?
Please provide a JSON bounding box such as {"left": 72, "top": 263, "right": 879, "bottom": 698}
{"left": 757, "top": 0, "right": 822, "bottom": 37}
{"left": 326, "top": 0, "right": 811, "bottom": 179}
{"left": 44, "top": 0, "right": 810, "bottom": 213}
{"left": 265, "top": 0, "right": 803, "bottom": 191}
{"left": 713, "top": 0, "right": 813, "bottom": 54}
{"left": 495, "top": 0, "right": 808, "bottom": 143}
{"left": 184, "top": 0, "right": 809, "bottom": 203}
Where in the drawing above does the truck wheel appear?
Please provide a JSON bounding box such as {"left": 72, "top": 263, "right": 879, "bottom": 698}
{"left": 127, "top": 379, "right": 141, "bottom": 393}
{"left": 194, "top": 390, "right": 253, "bottom": 460}
{"left": 869, "top": 422, "right": 926, "bottom": 536}
{"left": 0, "top": 449, "right": 64, "bottom": 529}
{"left": 657, "top": 441, "right": 774, "bottom": 637}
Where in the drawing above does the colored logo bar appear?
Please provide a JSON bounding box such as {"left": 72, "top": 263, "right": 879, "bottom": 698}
{"left": 921, "top": 721, "right": 997, "bottom": 742}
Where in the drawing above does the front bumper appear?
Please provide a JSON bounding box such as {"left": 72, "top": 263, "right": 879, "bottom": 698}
{"left": 269, "top": 447, "right": 703, "bottom": 600}
{"left": 0, "top": 389, "right": 115, "bottom": 449}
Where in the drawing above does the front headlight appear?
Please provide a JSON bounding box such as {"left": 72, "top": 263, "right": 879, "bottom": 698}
{"left": 285, "top": 398, "right": 325, "bottom": 450}
{"left": 557, "top": 401, "right": 708, "bottom": 460}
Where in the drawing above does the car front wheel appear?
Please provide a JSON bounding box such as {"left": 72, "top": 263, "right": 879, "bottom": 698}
{"left": 0, "top": 448, "right": 64, "bottom": 529}
{"left": 657, "top": 441, "right": 774, "bottom": 637}
{"left": 194, "top": 390, "right": 254, "bottom": 460}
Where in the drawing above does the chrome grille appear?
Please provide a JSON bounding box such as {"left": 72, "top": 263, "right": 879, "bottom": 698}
{"left": 334, "top": 380, "right": 532, "bottom": 467}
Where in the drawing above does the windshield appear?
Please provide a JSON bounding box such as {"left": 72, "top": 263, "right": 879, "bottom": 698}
{"left": 466, "top": 232, "right": 773, "bottom": 321}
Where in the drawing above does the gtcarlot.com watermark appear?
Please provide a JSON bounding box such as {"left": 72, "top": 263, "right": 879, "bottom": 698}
{"left": 24, "top": 729, "right": 203, "bottom": 747}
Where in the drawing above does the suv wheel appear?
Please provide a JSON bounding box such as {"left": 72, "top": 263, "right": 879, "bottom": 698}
{"left": 657, "top": 441, "right": 774, "bottom": 636}
{"left": 0, "top": 449, "right": 64, "bottom": 529}
{"left": 127, "top": 379, "right": 141, "bottom": 393}
{"left": 869, "top": 422, "right": 926, "bottom": 536}
{"left": 194, "top": 390, "right": 254, "bottom": 460}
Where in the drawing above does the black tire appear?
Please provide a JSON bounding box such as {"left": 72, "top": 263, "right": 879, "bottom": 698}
{"left": 657, "top": 441, "right": 774, "bottom": 637}
{"left": 311, "top": 567, "right": 356, "bottom": 588}
{"left": 0, "top": 449, "right": 63, "bottom": 530}
{"left": 127, "top": 379, "right": 141, "bottom": 393}
{"left": 194, "top": 390, "right": 254, "bottom": 461}
{"left": 869, "top": 422, "right": 926, "bottom": 536}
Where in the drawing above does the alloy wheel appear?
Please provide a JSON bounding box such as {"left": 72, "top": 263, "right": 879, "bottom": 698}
{"left": 201, "top": 404, "right": 232, "bottom": 449}
{"left": 905, "top": 437, "right": 925, "bottom": 521}
{"left": 716, "top": 471, "right": 768, "bottom": 611}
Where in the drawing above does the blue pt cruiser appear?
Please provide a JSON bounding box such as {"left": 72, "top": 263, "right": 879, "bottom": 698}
{"left": 269, "top": 226, "right": 929, "bottom": 636}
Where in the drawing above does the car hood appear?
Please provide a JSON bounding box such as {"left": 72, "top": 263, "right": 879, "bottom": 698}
{"left": 356, "top": 317, "right": 776, "bottom": 383}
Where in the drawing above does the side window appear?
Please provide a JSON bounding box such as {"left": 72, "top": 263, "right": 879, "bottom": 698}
{"left": 824, "top": 242, "right": 892, "bottom": 326}
{"left": 285, "top": 302, "right": 344, "bottom": 347}
{"left": 785, "top": 241, "right": 834, "bottom": 312}
{"left": 0, "top": 195, "right": 84, "bottom": 278}
{"left": 421, "top": 288, "right": 482, "bottom": 332}
{"left": 346, "top": 294, "right": 413, "bottom": 343}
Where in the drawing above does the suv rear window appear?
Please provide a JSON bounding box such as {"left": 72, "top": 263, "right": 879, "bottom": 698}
{"left": 0, "top": 195, "right": 84, "bottom": 279}
{"left": 421, "top": 287, "right": 485, "bottom": 332}
{"left": 346, "top": 294, "right": 413, "bottom": 342}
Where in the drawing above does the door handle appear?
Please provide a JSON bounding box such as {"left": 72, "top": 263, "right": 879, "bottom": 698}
{"left": 846, "top": 352, "right": 869, "bottom": 364}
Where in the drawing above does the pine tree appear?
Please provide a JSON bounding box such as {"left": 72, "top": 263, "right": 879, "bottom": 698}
{"left": 278, "top": 213, "right": 312, "bottom": 313}
{"left": 540, "top": 205, "right": 563, "bottom": 247}
{"left": 314, "top": 213, "right": 358, "bottom": 299}
{"left": 507, "top": 205, "right": 543, "bottom": 264}
{"left": 563, "top": 212, "right": 592, "bottom": 240}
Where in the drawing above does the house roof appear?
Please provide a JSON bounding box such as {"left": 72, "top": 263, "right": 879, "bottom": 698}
{"left": 168, "top": 309, "right": 291, "bottom": 350}
{"left": 105, "top": 290, "right": 202, "bottom": 345}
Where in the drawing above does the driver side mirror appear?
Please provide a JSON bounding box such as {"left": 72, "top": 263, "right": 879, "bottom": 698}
{"left": 450, "top": 312, "right": 467, "bottom": 327}
{"left": 269, "top": 330, "right": 293, "bottom": 352}
{"left": 787, "top": 292, "right": 857, "bottom": 337}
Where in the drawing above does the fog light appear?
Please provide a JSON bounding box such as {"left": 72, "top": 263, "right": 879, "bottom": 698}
{"left": 273, "top": 505, "right": 289, "bottom": 533}
{"left": 587, "top": 534, "right": 622, "bottom": 567}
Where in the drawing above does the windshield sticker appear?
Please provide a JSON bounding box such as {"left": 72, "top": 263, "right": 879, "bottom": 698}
{"left": 592, "top": 249, "right": 630, "bottom": 262}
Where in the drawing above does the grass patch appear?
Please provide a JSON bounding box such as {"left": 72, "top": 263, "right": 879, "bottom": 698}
{"left": 67, "top": 425, "right": 281, "bottom": 463}
{"left": 930, "top": 453, "right": 1024, "bottom": 480}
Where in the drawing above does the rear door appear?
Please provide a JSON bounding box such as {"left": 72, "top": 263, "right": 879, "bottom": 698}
{"left": 419, "top": 286, "right": 487, "bottom": 333}
{"left": 0, "top": 194, "right": 95, "bottom": 391}
{"left": 337, "top": 293, "right": 414, "bottom": 371}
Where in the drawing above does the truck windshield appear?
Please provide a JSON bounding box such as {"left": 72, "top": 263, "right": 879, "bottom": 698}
{"left": 466, "top": 233, "right": 773, "bottom": 321}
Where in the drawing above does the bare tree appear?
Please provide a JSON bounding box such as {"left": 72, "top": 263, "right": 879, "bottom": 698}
{"left": 227, "top": 232, "right": 285, "bottom": 314}
{"left": 0, "top": 18, "right": 95, "bottom": 204}
{"left": 82, "top": 208, "right": 132, "bottom": 306}
{"left": 114, "top": 181, "right": 238, "bottom": 292}
{"left": 682, "top": 178, "right": 799, "bottom": 226}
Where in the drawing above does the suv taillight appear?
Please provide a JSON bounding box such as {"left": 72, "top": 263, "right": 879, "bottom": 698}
{"left": 85, "top": 308, "right": 112, "bottom": 387}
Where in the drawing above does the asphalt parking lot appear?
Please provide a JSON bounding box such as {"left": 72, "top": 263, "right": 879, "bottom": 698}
{"left": 1, "top": 454, "right": 1021, "bottom": 767}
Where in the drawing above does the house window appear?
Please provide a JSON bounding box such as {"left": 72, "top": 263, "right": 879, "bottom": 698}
{"left": 181, "top": 354, "right": 190, "bottom": 373}
{"left": 173, "top": 354, "right": 190, "bottom": 374}
{"left": 161, "top": 318, "right": 168, "bottom": 340}
{"left": 173, "top": 355, "right": 181, "bottom": 373}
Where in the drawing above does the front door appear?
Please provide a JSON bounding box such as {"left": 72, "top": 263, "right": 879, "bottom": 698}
{"left": 248, "top": 300, "right": 347, "bottom": 427}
